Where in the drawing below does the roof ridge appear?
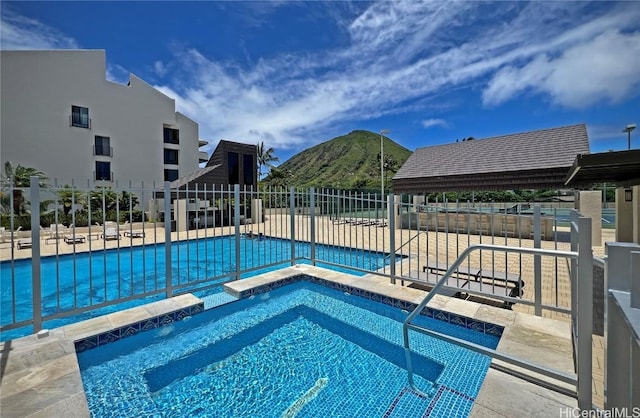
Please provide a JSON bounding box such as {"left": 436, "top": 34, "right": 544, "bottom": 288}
{"left": 477, "top": 123, "right": 586, "bottom": 142}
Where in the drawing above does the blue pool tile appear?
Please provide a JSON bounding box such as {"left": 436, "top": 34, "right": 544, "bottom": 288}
{"left": 450, "top": 314, "right": 466, "bottom": 327}
{"left": 97, "top": 331, "right": 120, "bottom": 346}
{"left": 392, "top": 299, "right": 405, "bottom": 309}
{"left": 121, "top": 325, "right": 138, "bottom": 338}
{"left": 264, "top": 283, "right": 277, "bottom": 292}
{"left": 158, "top": 314, "right": 174, "bottom": 326}
{"left": 75, "top": 335, "right": 98, "bottom": 353}
{"left": 175, "top": 309, "right": 190, "bottom": 321}
{"left": 424, "top": 386, "right": 475, "bottom": 418}
{"left": 485, "top": 324, "right": 504, "bottom": 337}
{"left": 141, "top": 318, "right": 159, "bottom": 331}
{"left": 77, "top": 279, "right": 499, "bottom": 417}
{"left": 383, "top": 387, "right": 431, "bottom": 418}
{"left": 433, "top": 309, "right": 450, "bottom": 322}
{"left": 239, "top": 276, "right": 502, "bottom": 339}
{"left": 467, "top": 320, "right": 485, "bottom": 333}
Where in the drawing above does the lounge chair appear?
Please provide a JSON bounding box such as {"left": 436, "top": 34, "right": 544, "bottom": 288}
{"left": 17, "top": 238, "right": 32, "bottom": 249}
{"left": 46, "top": 224, "right": 66, "bottom": 244}
{"left": 2, "top": 226, "right": 23, "bottom": 244}
{"left": 102, "top": 227, "right": 120, "bottom": 240}
{"left": 121, "top": 221, "right": 145, "bottom": 238}
{"left": 64, "top": 234, "right": 86, "bottom": 244}
{"left": 124, "top": 230, "right": 145, "bottom": 238}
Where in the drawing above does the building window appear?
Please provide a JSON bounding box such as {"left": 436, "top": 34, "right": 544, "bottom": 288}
{"left": 163, "top": 127, "right": 179, "bottom": 144}
{"left": 164, "top": 169, "right": 179, "bottom": 182}
{"left": 71, "top": 105, "right": 90, "bottom": 128}
{"left": 243, "top": 154, "right": 254, "bottom": 185}
{"left": 95, "top": 161, "right": 111, "bottom": 181}
{"left": 228, "top": 152, "right": 239, "bottom": 184}
{"left": 94, "top": 136, "right": 111, "bottom": 156}
{"left": 164, "top": 149, "right": 179, "bottom": 165}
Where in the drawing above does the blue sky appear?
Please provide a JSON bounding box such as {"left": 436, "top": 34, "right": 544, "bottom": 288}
{"left": 2, "top": 1, "right": 639, "bottom": 163}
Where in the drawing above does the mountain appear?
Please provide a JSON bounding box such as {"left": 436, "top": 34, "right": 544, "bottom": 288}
{"left": 266, "top": 130, "right": 412, "bottom": 190}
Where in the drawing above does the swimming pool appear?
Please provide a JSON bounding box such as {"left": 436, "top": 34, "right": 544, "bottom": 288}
{"left": 77, "top": 280, "right": 500, "bottom": 417}
{"left": 1, "top": 236, "right": 391, "bottom": 341}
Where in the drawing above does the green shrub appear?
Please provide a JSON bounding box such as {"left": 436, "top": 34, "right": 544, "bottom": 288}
{"left": 119, "top": 210, "right": 147, "bottom": 223}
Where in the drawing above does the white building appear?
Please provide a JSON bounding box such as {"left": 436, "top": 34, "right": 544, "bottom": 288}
{"left": 0, "top": 50, "right": 208, "bottom": 186}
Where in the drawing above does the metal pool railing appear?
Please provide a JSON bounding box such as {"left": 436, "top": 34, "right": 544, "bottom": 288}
{"left": 1, "top": 178, "right": 576, "bottom": 339}
{"left": 403, "top": 213, "right": 594, "bottom": 410}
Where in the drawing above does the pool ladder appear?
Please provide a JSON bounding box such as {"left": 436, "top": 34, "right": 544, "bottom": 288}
{"left": 402, "top": 243, "right": 584, "bottom": 401}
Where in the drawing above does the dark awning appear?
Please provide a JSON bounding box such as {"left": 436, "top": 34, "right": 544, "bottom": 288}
{"left": 565, "top": 150, "right": 640, "bottom": 187}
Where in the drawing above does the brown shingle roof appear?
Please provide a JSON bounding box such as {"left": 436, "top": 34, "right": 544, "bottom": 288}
{"left": 393, "top": 124, "right": 590, "bottom": 192}
{"left": 395, "top": 124, "right": 589, "bottom": 180}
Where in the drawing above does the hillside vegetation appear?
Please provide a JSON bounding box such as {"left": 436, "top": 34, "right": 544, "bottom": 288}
{"left": 265, "top": 130, "right": 412, "bottom": 190}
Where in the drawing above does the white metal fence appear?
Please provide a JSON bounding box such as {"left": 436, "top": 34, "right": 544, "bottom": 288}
{"left": 1, "top": 179, "right": 576, "bottom": 340}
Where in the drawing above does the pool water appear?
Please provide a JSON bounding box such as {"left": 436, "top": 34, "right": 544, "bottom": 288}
{"left": 77, "top": 281, "right": 499, "bottom": 417}
{"left": 1, "top": 236, "right": 391, "bottom": 340}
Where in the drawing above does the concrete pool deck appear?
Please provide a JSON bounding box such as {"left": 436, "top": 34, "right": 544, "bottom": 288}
{"left": 1, "top": 264, "right": 578, "bottom": 417}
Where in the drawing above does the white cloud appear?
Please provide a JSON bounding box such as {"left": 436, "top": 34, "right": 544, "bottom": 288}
{"left": 0, "top": 8, "right": 78, "bottom": 49}
{"left": 483, "top": 30, "right": 640, "bottom": 108}
{"left": 421, "top": 119, "right": 447, "bottom": 129}
{"left": 153, "top": 61, "right": 168, "bottom": 77}
{"left": 3, "top": 3, "right": 639, "bottom": 158}
{"left": 154, "top": 2, "right": 640, "bottom": 156}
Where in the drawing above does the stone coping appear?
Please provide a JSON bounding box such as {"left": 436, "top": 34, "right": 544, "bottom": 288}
{"left": 224, "top": 267, "right": 504, "bottom": 337}
{"left": 0, "top": 294, "right": 203, "bottom": 418}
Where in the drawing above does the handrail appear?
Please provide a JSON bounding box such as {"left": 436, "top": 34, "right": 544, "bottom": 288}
{"left": 383, "top": 231, "right": 424, "bottom": 260}
{"left": 402, "top": 243, "right": 578, "bottom": 397}
{"left": 593, "top": 255, "right": 606, "bottom": 268}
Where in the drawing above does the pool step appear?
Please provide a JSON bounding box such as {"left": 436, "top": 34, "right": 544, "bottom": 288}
{"left": 201, "top": 292, "right": 238, "bottom": 309}
{"left": 384, "top": 385, "right": 476, "bottom": 418}
{"left": 382, "top": 387, "right": 431, "bottom": 418}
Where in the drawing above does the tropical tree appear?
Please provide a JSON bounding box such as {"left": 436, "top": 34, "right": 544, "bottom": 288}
{"left": 88, "top": 187, "right": 140, "bottom": 223}
{"left": 57, "top": 186, "right": 88, "bottom": 217}
{"left": 265, "top": 167, "right": 293, "bottom": 188}
{"left": 257, "top": 142, "right": 280, "bottom": 180}
{"left": 89, "top": 187, "right": 119, "bottom": 221}
{"left": 118, "top": 190, "right": 139, "bottom": 212}
{"left": 0, "top": 162, "right": 49, "bottom": 215}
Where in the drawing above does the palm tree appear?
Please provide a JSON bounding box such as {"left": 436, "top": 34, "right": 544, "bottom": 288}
{"left": 90, "top": 187, "right": 119, "bottom": 221}
{"left": 257, "top": 142, "right": 279, "bottom": 180}
{"left": 0, "top": 162, "right": 49, "bottom": 215}
{"left": 118, "top": 190, "right": 139, "bottom": 212}
{"left": 57, "top": 186, "right": 88, "bottom": 217}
